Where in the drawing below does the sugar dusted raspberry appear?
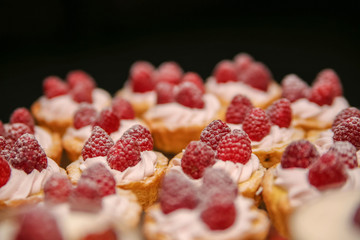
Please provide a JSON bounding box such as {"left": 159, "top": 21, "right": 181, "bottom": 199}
{"left": 83, "top": 229, "right": 117, "bottom": 240}
{"left": 0, "top": 121, "right": 5, "bottom": 137}
{"left": 201, "top": 168, "right": 238, "bottom": 199}
{"left": 308, "top": 80, "right": 336, "bottom": 106}
{"left": 66, "top": 70, "right": 96, "bottom": 90}
{"left": 200, "top": 120, "right": 231, "bottom": 151}
{"left": 111, "top": 97, "right": 135, "bottom": 120}
{"left": 5, "top": 123, "right": 32, "bottom": 144}
{"left": 71, "top": 83, "right": 93, "bottom": 103}
{"left": 333, "top": 117, "right": 360, "bottom": 150}
{"left": 281, "top": 140, "right": 319, "bottom": 168}
{"left": 44, "top": 173, "right": 72, "bottom": 204}
{"left": 10, "top": 133, "right": 47, "bottom": 174}
{"left": 15, "top": 206, "right": 63, "bottom": 240}
{"left": 107, "top": 135, "right": 141, "bottom": 172}
{"left": 328, "top": 141, "right": 358, "bottom": 169}
{"left": 213, "top": 60, "right": 237, "bottom": 83}
{"left": 281, "top": 74, "right": 310, "bottom": 102}
{"left": 242, "top": 108, "right": 271, "bottom": 141}
{"left": 160, "top": 171, "right": 199, "bottom": 214}
{"left": 81, "top": 126, "right": 114, "bottom": 160}
{"left": 93, "top": 108, "right": 120, "bottom": 135}
{"left": 69, "top": 177, "right": 102, "bottom": 212}
{"left": 130, "top": 61, "right": 155, "bottom": 75}
{"left": 182, "top": 72, "right": 205, "bottom": 93}
{"left": 0, "top": 136, "right": 6, "bottom": 151}
{"left": 73, "top": 104, "right": 98, "bottom": 129}
{"left": 130, "top": 61, "right": 155, "bottom": 93}
{"left": 81, "top": 163, "right": 116, "bottom": 197}
{"left": 155, "top": 61, "right": 183, "bottom": 85}
{"left": 175, "top": 82, "right": 204, "bottom": 109}
{"left": 234, "top": 52, "right": 253, "bottom": 74}
{"left": 332, "top": 107, "right": 360, "bottom": 131}
{"left": 308, "top": 151, "right": 348, "bottom": 190}
{"left": 225, "top": 94, "right": 253, "bottom": 124}
{"left": 314, "top": 69, "right": 343, "bottom": 97}
{"left": 156, "top": 81, "right": 175, "bottom": 104}
{"left": 43, "top": 75, "right": 69, "bottom": 99}
{"left": 216, "top": 129, "right": 252, "bottom": 164}
{"left": 266, "top": 98, "right": 292, "bottom": 128}
{"left": 240, "top": 62, "right": 271, "bottom": 91}
{"left": 0, "top": 156, "right": 10, "bottom": 188}
{"left": 181, "top": 141, "right": 216, "bottom": 179}
{"left": 10, "top": 107, "right": 35, "bottom": 133}
{"left": 123, "top": 124, "right": 153, "bottom": 151}
{"left": 354, "top": 204, "right": 360, "bottom": 229}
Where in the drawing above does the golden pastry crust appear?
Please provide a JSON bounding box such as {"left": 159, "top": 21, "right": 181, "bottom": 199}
{"left": 292, "top": 117, "right": 332, "bottom": 132}
{"left": 0, "top": 192, "right": 44, "bottom": 210}
{"left": 40, "top": 126, "right": 63, "bottom": 165}
{"left": 62, "top": 135, "right": 86, "bottom": 162}
{"left": 306, "top": 129, "right": 324, "bottom": 143}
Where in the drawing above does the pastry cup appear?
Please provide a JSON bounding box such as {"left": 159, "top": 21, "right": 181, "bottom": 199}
{"left": 291, "top": 117, "right": 333, "bottom": 132}
{"left": 62, "top": 135, "right": 85, "bottom": 162}
{"left": 38, "top": 126, "right": 63, "bottom": 165}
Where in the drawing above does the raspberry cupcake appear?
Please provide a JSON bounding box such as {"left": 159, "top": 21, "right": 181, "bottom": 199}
{"left": 31, "top": 70, "right": 112, "bottom": 135}
{"left": 62, "top": 97, "right": 146, "bottom": 162}
{"left": 66, "top": 125, "right": 168, "bottom": 209}
{"left": 143, "top": 169, "right": 270, "bottom": 240}
{"left": 281, "top": 69, "right": 349, "bottom": 131}
{"left": 205, "top": 53, "right": 282, "bottom": 110}
{"left": 262, "top": 140, "right": 360, "bottom": 238}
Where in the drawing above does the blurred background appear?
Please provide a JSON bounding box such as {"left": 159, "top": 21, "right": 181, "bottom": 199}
{"left": 1, "top": 0, "right": 360, "bottom": 121}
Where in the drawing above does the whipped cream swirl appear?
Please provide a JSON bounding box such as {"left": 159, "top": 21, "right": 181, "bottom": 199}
{"left": 118, "top": 83, "right": 157, "bottom": 105}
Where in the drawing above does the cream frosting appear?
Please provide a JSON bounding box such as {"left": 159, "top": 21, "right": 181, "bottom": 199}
{"left": 118, "top": 83, "right": 157, "bottom": 105}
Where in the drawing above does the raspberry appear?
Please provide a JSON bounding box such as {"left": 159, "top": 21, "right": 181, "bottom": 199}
{"left": 175, "top": 82, "right": 204, "bottom": 109}
{"left": 266, "top": 98, "right": 292, "bottom": 128}
{"left": 308, "top": 151, "right": 348, "bottom": 190}
{"left": 155, "top": 61, "right": 183, "bottom": 85}
{"left": 111, "top": 97, "right": 135, "bottom": 120}
{"left": 83, "top": 229, "right": 117, "bottom": 240}
{"left": 10, "top": 107, "right": 35, "bottom": 133}
{"left": 181, "top": 141, "right": 216, "bottom": 179}
{"left": 93, "top": 108, "right": 120, "bottom": 135}
{"left": 200, "top": 120, "right": 231, "bottom": 151}
{"left": 242, "top": 108, "right": 271, "bottom": 141}
{"left": 213, "top": 60, "right": 237, "bottom": 83}
{"left": 73, "top": 104, "right": 98, "bottom": 129}
{"left": 234, "top": 52, "right": 253, "bottom": 74}
{"left": 5, "top": 123, "right": 32, "bottom": 144}
{"left": 107, "top": 135, "right": 141, "bottom": 172}
{"left": 10, "top": 134, "right": 47, "bottom": 174}
{"left": 333, "top": 117, "right": 360, "bottom": 150}
{"left": 81, "top": 126, "right": 114, "bottom": 161}
{"left": 66, "top": 70, "right": 96, "bottom": 90}
{"left": 0, "top": 136, "right": 6, "bottom": 151}
{"left": 15, "top": 206, "right": 63, "bottom": 240}
{"left": 0, "top": 155, "right": 10, "bottom": 188}
{"left": 81, "top": 163, "right": 116, "bottom": 197}
{"left": 71, "top": 83, "right": 93, "bottom": 103}
{"left": 130, "top": 61, "right": 155, "bottom": 93}
{"left": 314, "top": 69, "right": 343, "bottom": 97}
{"left": 225, "top": 94, "right": 253, "bottom": 124}
{"left": 69, "top": 177, "right": 102, "bottom": 212}
{"left": 216, "top": 129, "right": 252, "bottom": 164}
{"left": 281, "top": 74, "right": 310, "bottom": 102}
{"left": 182, "top": 72, "right": 205, "bottom": 93}
{"left": 332, "top": 107, "right": 360, "bottom": 131}
{"left": 328, "top": 141, "right": 358, "bottom": 169}
{"left": 201, "top": 168, "right": 238, "bottom": 200}
{"left": 160, "top": 171, "right": 198, "bottom": 214}
{"left": 43, "top": 75, "right": 69, "bottom": 99}
{"left": 122, "top": 124, "right": 153, "bottom": 151}
{"left": 354, "top": 204, "right": 360, "bottom": 229}
{"left": 240, "top": 62, "right": 271, "bottom": 91}
{"left": 155, "top": 81, "right": 175, "bottom": 104}
{"left": 281, "top": 140, "right": 319, "bottom": 168}
{"left": 44, "top": 173, "right": 72, "bottom": 204}
{"left": 0, "top": 121, "right": 5, "bottom": 136}
{"left": 308, "top": 80, "right": 336, "bottom": 106}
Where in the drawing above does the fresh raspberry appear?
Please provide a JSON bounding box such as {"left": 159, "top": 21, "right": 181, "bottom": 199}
{"left": 107, "top": 135, "right": 141, "bottom": 172}
{"left": 0, "top": 136, "right": 6, "bottom": 152}
{"left": 10, "top": 134, "right": 47, "bottom": 174}
{"left": 234, "top": 52, "right": 253, "bottom": 75}
{"left": 71, "top": 83, "right": 93, "bottom": 103}
{"left": 333, "top": 117, "right": 360, "bottom": 150}
{"left": 93, "top": 108, "right": 120, "bottom": 135}
{"left": 66, "top": 70, "right": 96, "bottom": 90}
{"left": 0, "top": 155, "right": 11, "bottom": 188}
{"left": 69, "top": 177, "right": 102, "bottom": 212}
{"left": 181, "top": 141, "right": 216, "bottom": 179}
{"left": 0, "top": 121, "right": 5, "bottom": 136}
{"left": 130, "top": 61, "right": 155, "bottom": 93}
{"left": 122, "top": 124, "right": 153, "bottom": 151}
{"left": 281, "top": 140, "right": 319, "bottom": 168}
{"left": 155, "top": 81, "right": 175, "bottom": 104}
{"left": 213, "top": 60, "right": 237, "bottom": 83}
{"left": 354, "top": 204, "right": 360, "bottom": 229}
{"left": 240, "top": 62, "right": 271, "bottom": 91}
{"left": 15, "top": 206, "right": 63, "bottom": 240}
{"left": 201, "top": 168, "right": 238, "bottom": 200}
{"left": 5, "top": 123, "right": 32, "bottom": 144}
{"left": 200, "top": 120, "right": 231, "bottom": 151}
{"left": 182, "top": 72, "right": 205, "bottom": 93}
{"left": 82, "top": 126, "right": 114, "bottom": 160}
{"left": 266, "top": 98, "right": 292, "bottom": 128}
{"left": 73, "top": 104, "right": 98, "bottom": 129}
{"left": 225, "top": 94, "right": 253, "bottom": 124}
{"left": 314, "top": 69, "right": 343, "bottom": 97}
{"left": 328, "top": 141, "right": 358, "bottom": 169}
{"left": 175, "top": 82, "right": 204, "bottom": 109}
{"left": 155, "top": 61, "right": 183, "bottom": 85}
{"left": 83, "top": 229, "right": 117, "bottom": 240}
{"left": 308, "top": 151, "right": 348, "bottom": 190}
{"left": 242, "top": 108, "right": 271, "bottom": 141}
{"left": 44, "top": 173, "right": 72, "bottom": 204}
{"left": 81, "top": 163, "right": 116, "bottom": 197}
{"left": 10, "top": 107, "right": 35, "bottom": 133}
{"left": 111, "top": 97, "right": 135, "bottom": 120}
{"left": 332, "top": 107, "right": 360, "bottom": 131}
{"left": 43, "top": 75, "right": 69, "bottom": 99}
{"left": 216, "top": 129, "right": 252, "bottom": 164}
{"left": 160, "top": 171, "right": 199, "bottom": 214}
{"left": 281, "top": 74, "right": 310, "bottom": 102}
{"left": 308, "top": 80, "right": 336, "bottom": 106}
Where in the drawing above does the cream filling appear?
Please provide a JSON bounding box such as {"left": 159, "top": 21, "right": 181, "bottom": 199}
{"left": 34, "top": 126, "right": 53, "bottom": 152}
{"left": 118, "top": 83, "right": 157, "bottom": 105}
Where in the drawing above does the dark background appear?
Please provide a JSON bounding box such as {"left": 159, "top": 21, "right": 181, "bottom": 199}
{"left": 1, "top": 1, "right": 360, "bottom": 121}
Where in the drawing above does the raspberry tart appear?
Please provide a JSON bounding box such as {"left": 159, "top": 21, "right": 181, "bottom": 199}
{"left": 31, "top": 70, "right": 112, "bottom": 135}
